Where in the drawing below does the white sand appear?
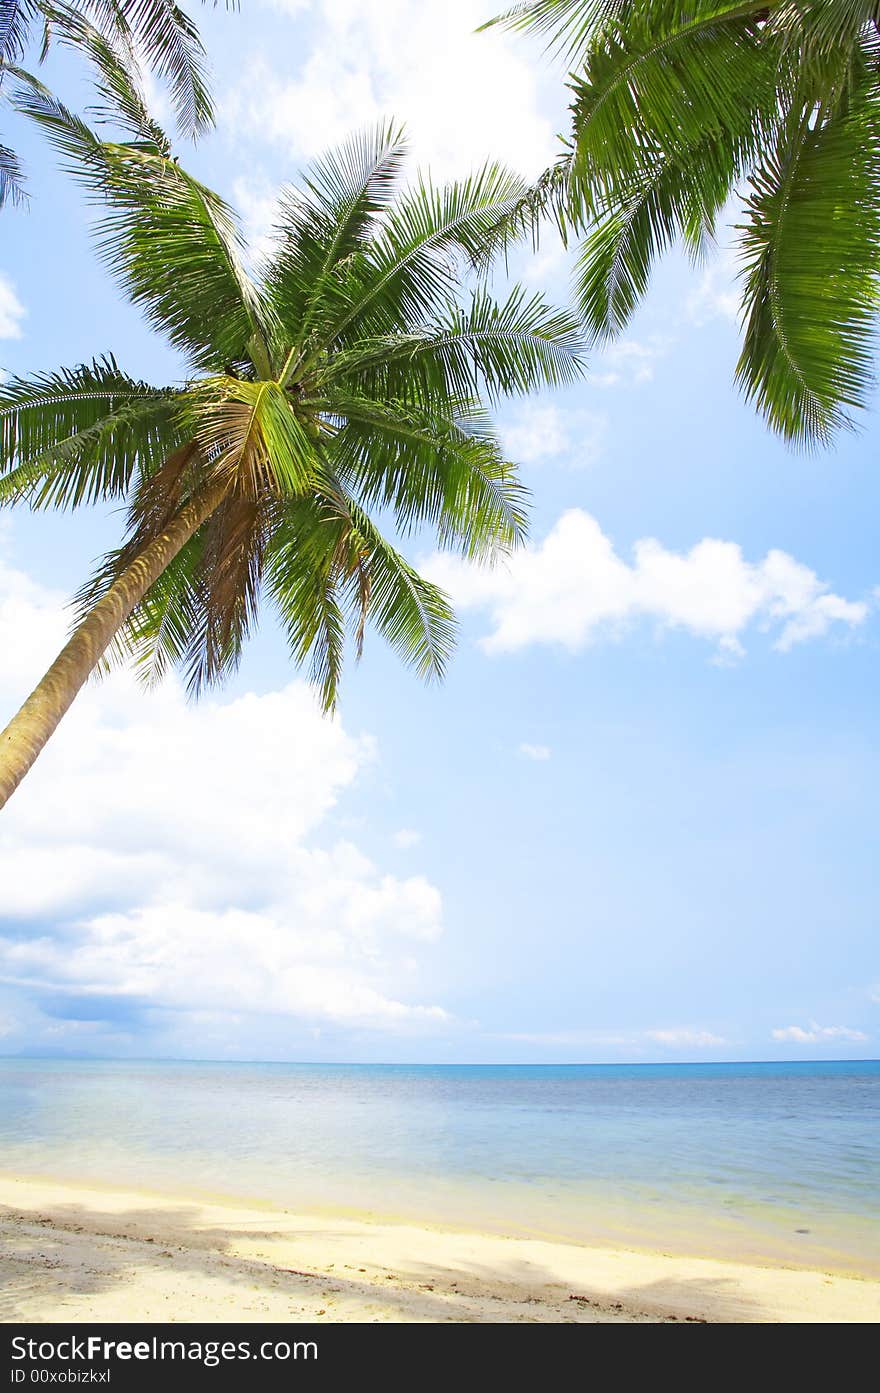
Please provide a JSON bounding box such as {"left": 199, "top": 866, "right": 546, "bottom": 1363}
{"left": 1, "top": 1175, "right": 877, "bottom": 1323}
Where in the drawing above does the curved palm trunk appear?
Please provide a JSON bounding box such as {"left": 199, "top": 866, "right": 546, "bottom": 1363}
{"left": 0, "top": 477, "right": 227, "bottom": 811}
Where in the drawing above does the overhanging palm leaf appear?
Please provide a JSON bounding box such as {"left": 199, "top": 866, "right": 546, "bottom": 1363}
{"left": 1, "top": 0, "right": 215, "bottom": 205}
{"left": 737, "top": 91, "right": 880, "bottom": 443}
{"left": 489, "top": 0, "right": 880, "bottom": 445}
{"left": 0, "top": 113, "right": 585, "bottom": 806}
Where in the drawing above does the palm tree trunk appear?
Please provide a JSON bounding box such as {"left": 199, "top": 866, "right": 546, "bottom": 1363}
{"left": 0, "top": 476, "right": 227, "bottom": 811}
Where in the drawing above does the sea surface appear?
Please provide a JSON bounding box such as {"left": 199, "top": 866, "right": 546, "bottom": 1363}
{"left": 1, "top": 1058, "right": 878, "bottom": 1275}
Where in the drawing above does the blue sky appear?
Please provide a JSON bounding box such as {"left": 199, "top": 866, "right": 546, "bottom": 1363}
{"left": 0, "top": 0, "right": 877, "bottom": 1063}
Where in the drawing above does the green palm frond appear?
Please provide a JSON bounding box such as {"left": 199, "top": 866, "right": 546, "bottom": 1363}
{"left": 323, "top": 285, "right": 585, "bottom": 403}
{"left": 736, "top": 93, "right": 880, "bottom": 444}
{"left": 487, "top": 0, "right": 880, "bottom": 444}
{"left": 0, "top": 356, "right": 180, "bottom": 506}
{"left": 14, "top": 87, "right": 266, "bottom": 367}
{"left": 265, "top": 496, "right": 348, "bottom": 710}
{"left": 329, "top": 396, "right": 529, "bottom": 557}
{"left": 2, "top": 0, "right": 217, "bottom": 213}
{"left": 0, "top": 0, "right": 35, "bottom": 64}
{"left": 477, "top": 0, "right": 622, "bottom": 61}
{"left": 43, "top": 3, "right": 171, "bottom": 151}
{"left": 574, "top": 124, "right": 747, "bottom": 338}
{"left": 314, "top": 163, "right": 532, "bottom": 355}
{"left": 566, "top": 2, "right": 776, "bottom": 204}
{"left": 184, "top": 376, "right": 322, "bottom": 496}
{"left": 0, "top": 135, "right": 25, "bottom": 203}
{"left": 58, "top": 0, "right": 213, "bottom": 138}
{"left": 266, "top": 119, "right": 409, "bottom": 359}
{"left": 341, "top": 499, "right": 457, "bottom": 682}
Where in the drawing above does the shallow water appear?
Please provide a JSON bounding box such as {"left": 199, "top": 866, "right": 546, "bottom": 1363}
{"left": 1, "top": 1058, "right": 877, "bottom": 1274}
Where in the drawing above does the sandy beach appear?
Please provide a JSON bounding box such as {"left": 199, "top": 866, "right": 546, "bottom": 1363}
{"left": 1, "top": 1175, "right": 877, "bottom": 1324}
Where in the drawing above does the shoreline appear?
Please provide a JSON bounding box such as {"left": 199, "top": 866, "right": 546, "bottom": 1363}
{"left": 1, "top": 1175, "right": 877, "bottom": 1323}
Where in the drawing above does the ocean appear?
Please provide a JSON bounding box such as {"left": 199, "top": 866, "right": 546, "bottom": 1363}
{"left": 1, "top": 1058, "right": 877, "bottom": 1275}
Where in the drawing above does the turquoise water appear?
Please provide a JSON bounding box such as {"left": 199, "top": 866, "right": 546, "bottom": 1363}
{"left": 1, "top": 1058, "right": 878, "bottom": 1274}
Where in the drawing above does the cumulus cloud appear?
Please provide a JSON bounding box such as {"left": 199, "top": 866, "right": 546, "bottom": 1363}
{"left": 500, "top": 402, "right": 607, "bottom": 468}
{"left": 0, "top": 273, "right": 25, "bottom": 339}
{"left": 518, "top": 743, "right": 551, "bottom": 761}
{"left": 0, "top": 546, "right": 449, "bottom": 1045}
{"left": 771, "top": 1023, "right": 868, "bottom": 1044}
{"left": 425, "top": 509, "right": 869, "bottom": 660}
{"left": 227, "top": 0, "right": 557, "bottom": 184}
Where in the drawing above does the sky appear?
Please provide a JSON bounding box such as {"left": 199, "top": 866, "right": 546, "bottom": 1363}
{"left": 0, "top": 0, "right": 877, "bottom": 1064}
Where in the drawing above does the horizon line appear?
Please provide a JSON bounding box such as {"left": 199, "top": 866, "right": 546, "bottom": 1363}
{"left": 0, "top": 1053, "right": 877, "bottom": 1069}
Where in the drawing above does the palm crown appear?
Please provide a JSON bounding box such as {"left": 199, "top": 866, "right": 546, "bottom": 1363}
{"left": 487, "top": 0, "right": 880, "bottom": 446}
{"left": 0, "top": 56, "right": 584, "bottom": 807}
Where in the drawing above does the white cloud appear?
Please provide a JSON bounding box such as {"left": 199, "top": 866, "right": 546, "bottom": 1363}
{"left": 425, "top": 509, "right": 869, "bottom": 660}
{"left": 771, "top": 1022, "right": 868, "bottom": 1044}
{"left": 687, "top": 246, "right": 741, "bottom": 327}
{"left": 0, "top": 273, "right": 25, "bottom": 339}
{"left": 0, "top": 546, "right": 448, "bottom": 1039}
{"left": 518, "top": 742, "right": 551, "bottom": 761}
{"left": 393, "top": 828, "right": 422, "bottom": 849}
{"left": 646, "top": 1028, "right": 727, "bottom": 1047}
{"left": 227, "top": 1, "right": 557, "bottom": 183}
{"left": 500, "top": 1029, "right": 635, "bottom": 1048}
{"left": 232, "top": 175, "right": 285, "bottom": 270}
{"left": 500, "top": 402, "right": 607, "bottom": 468}
{"left": 592, "top": 336, "right": 670, "bottom": 388}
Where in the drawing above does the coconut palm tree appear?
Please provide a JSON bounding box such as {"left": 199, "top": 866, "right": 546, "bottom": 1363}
{"left": 1, "top": 0, "right": 216, "bottom": 204}
{"left": 0, "top": 65, "right": 584, "bottom": 809}
{"left": 485, "top": 0, "right": 880, "bottom": 446}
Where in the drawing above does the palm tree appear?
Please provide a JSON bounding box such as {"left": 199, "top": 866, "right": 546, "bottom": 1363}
{"left": 485, "top": 0, "right": 880, "bottom": 446}
{"left": 1, "top": 0, "right": 216, "bottom": 205}
{"left": 0, "top": 69, "right": 584, "bottom": 810}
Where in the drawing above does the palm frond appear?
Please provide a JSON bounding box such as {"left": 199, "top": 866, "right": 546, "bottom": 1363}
{"left": 0, "top": 0, "right": 35, "bottom": 64}
{"left": 15, "top": 85, "right": 267, "bottom": 366}
{"left": 0, "top": 356, "right": 181, "bottom": 507}
{"left": 266, "top": 120, "right": 409, "bottom": 362}
{"left": 266, "top": 495, "right": 348, "bottom": 710}
{"left": 566, "top": 2, "right": 777, "bottom": 210}
{"left": 477, "top": 0, "right": 624, "bottom": 62}
{"left": 328, "top": 396, "right": 530, "bottom": 558}
{"left": 341, "top": 498, "right": 457, "bottom": 682}
{"left": 0, "top": 135, "right": 25, "bottom": 204}
{"left": 79, "top": 0, "right": 214, "bottom": 138}
{"left": 322, "top": 285, "right": 585, "bottom": 403}
{"left": 43, "top": 3, "right": 172, "bottom": 151}
{"left": 312, "top": 163, "right": 532, "bottom": 355}
{"left": 736, "top": 92, "right": 880, "bottom": 444}
{"left": 180, "top": 491, "right": 266, "bottom": 692}
{"left": 574, "top": 124, "right": 745, "bottom": 338}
